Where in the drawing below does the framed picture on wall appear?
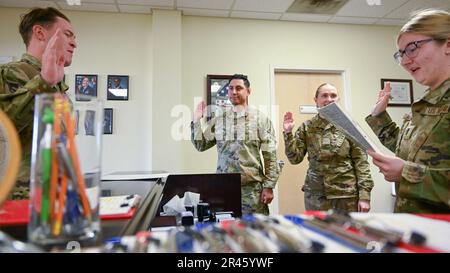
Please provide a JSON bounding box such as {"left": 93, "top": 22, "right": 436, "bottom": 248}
{"left": 75, "top": 74, "right": 97, "bottom": 101}
{"left": 107, "top": 75, "right": 129, "bottom": 100}
{"left": 381, "top": 78, "right": 414, "bottom": 106}
{"left": 206, "top": 74, "right": 233, "bottom": 120}
{"left": 75, "top": 110, "right": 79, "bottom": 135}
{"left": 84, "top": 110, "right": 95, "bottom": 136}
{"left": 103, "top": 108, "right": 113, "bottom": 134}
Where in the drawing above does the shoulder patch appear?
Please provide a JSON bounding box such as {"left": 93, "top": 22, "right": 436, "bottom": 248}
{"left": 424, "top": 105, "right": 449, "bottom": 115}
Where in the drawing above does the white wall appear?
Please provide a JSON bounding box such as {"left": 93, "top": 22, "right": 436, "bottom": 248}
{"left": 151, "top": 10, "right": 182, "bottom": 173}
{"left": 0, "top": 8, "right": 153, "bottom": 175}
{"left": 0, "top": 7, "right": 427, "bottom": 212}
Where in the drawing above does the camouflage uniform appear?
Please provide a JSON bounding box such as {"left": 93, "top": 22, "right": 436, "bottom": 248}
{"left": 284, "top": 115, "right": 374, "bottom": 212}
{"left": 0, "top": 53, "right": 68, "bottom": 199}
{"left": 191, "top": 107, "right": 280, "bottom": 215}
{"left": 366, "top": 79, "right": 450, "bottom": 213}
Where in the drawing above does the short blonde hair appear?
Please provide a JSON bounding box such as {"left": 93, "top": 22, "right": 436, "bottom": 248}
{"left": 315, "top": 83, "right": 337, "bottom": 98}
{"left": 398, "top": 9, "right": 450, "bottom": 44}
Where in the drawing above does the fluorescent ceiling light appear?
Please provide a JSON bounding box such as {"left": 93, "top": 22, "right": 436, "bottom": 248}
{"left": 67, "top": 0, "right": 81, "bottom": 6}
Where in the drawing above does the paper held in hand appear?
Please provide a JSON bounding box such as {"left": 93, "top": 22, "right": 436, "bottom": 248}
{"left": 317, "top": 102, "right": 381, "bottom": 153}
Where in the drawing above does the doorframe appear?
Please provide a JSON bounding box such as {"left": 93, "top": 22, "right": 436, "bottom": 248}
{"left": 268, "top": 65, "right": 351, "bottom": 215}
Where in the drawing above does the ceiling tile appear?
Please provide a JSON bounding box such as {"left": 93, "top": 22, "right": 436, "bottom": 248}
{"left": 231, "top": 10, "right": 282, "bottom": 20}
{"left": 180, "top": 8, "right": 229, "bottom": 17}
{"left": 336, "top": 0, "right": 408, "bottom": 17}
{"left": 58, "top": 2, "right": 118, "bottom": 12}
{"left": 73, "top": 0, "right": 115, "bottom": 3}
{"left": 0, "top": 0, "right": 57, "bottom": 8}
{"left": 280, "top": 12, "right": 332, "bottom": 22}
{"left": 375, "top": 18, "right": 406, "bottom": 25}
{"left": 1, "top": 0, "right": 447, "bottom": 26}
{"left": 117, "top": 0, "right": 173, "bottom": 6}
{"left": 386, "top": 0, "right": 450, "bottom": 19}
{"left": 329, "top": 16, "right": 378, "bottom": 24}
{"left": 287, "top": 0, "right": 348, "bottom": 14}
{"left": 234, "top": 0, "right": 295, "bottom": 13}
{"left": 177, "top": 0, "right": 233, "bottom": 10}
{"left": 118, "top": 4, "right": 152, "bottom": 14}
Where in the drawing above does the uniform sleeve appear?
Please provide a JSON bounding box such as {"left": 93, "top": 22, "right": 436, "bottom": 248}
{"left": 190, "top": 119, "right": 216, "bottom": 152}
{"left": 0, "top": 64, "right": 54, "bottom": 130}
{"left": 283, "top": 123, "right": 307, "bottom": 165}
{"left": 365, "top": 111, "right": 400, "bottom": 153}
{"left": 400, "top": 161, "right": 450, "bottom": 207}
{"left": 259, "top": 117, "right": 279, "bottom": 189}
{"left": 349, "top": 142, "right": 374, "bottom": 201}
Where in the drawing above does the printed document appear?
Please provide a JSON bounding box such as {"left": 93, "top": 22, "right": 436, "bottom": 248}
{"left": 317, "top": 103, "right": 381, "bottom": 153}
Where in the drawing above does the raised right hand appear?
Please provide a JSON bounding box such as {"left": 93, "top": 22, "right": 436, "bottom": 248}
{"left": 283, "top": 112, "right": 295, "bottom": 133}
{"left": 371, "top": 82, "right": 391, "bottom": 117}
{"left": 193, "top": 101, "right": 206, "bottom": 123}
{"left": 41, "top": 29, "right": 65, "bottom": 86}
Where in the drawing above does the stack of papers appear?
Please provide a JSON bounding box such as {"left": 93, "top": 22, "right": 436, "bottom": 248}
{"left": 100, "top": 194, "right": 141, "bottom": 216}
{"left": 318, "top": 102, "right": 380, "bottom": 153}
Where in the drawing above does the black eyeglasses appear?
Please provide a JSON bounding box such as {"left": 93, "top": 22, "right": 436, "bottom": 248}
{"left": 393, "top": 38, "right": 434, "bottom": 63}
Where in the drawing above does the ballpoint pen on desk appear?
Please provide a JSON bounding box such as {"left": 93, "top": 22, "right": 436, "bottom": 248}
{"left": 63, "top": 101, "right": 92, "bottom": 222}
{"left": 65, "top": 183, "right": 83, "bottom": 232}
{"left": 224, "top": 221, "right": 277, "bottom": 253}
{"left": 196, "top": 223, "right": 241, "bottom": 253}
{"left": 40, "top": 107, "right": 54, "bottom": 225}
{"left": 52, "top": 167, "right": 67, "bottom": 236}
{"left": 245, "top": 214, "right": 323, "bottom": 253}
{"left": 56, "top": 141, "right": 83, "bottom": 231}
{"left": 324, "top": 211, "right": 427, "bottom": 249}
{"left": 53, "top": 141, "right": 76, "bottom": 236}
{"left": 49, "top": 96, "right": 63, "bottom": 220}
{"left": 238, "top": 218, "right": 283, "bottom": 251}
{"left": 284, "top": 215, "right": 369, "bottom": 252}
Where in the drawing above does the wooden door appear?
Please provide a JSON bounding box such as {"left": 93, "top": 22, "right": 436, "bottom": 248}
{"left": 275, "top": 72, "right": 344, "bottom": 214}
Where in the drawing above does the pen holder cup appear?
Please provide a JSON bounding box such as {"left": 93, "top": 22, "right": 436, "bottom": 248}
{"left": 28, "top": 94, "right": 103, "bottom": 247}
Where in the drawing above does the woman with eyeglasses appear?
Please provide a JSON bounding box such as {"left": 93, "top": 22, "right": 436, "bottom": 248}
{"left": 366, "top": 9, "right": 450, "bottom": 213}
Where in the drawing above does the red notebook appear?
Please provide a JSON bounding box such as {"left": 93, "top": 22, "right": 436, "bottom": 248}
{"left": 0, "top": 196, "right": 139, "bottom": 226}
{"left": 0, "top": 200, "right": 29, "bottom": 226}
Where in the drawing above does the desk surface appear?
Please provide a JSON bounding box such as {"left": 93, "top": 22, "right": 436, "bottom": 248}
{"left": 0, "top": 179, "right": 159, "bottom": 243}
{"left": 101, "top": 171, "right": 169, "bottom": 181}
{"left": 92, "top": 212, "right": 450, "bottom": 253}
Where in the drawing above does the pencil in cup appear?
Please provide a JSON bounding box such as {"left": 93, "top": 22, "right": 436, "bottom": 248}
{"left": 63, "top": 101, "right": 92, "bottom": 222}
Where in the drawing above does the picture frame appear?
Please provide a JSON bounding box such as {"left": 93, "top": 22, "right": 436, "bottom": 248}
{"left": 84, "top": 110, "right": 95, "bottom": 136}
{"left": 107, "top": 75, "right": 129, "bottom": 101}
{"left": 75, "top": 110, "right": 79, "bottom": 135}
{"left": 381, "top": 78, "right": 413, "bottom": 106}
{"left": 103, "top": 108, "right": 113, "bottom": 134}
{"left": 75, "top": 74, "right": 97, "bottom": 101}
{"left": 206, "top": 74, "right": 233, "bottom": 120}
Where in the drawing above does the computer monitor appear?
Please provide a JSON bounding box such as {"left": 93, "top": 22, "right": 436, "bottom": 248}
{"left": 153, "top": 173, "right": 242, "bottom": 225}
